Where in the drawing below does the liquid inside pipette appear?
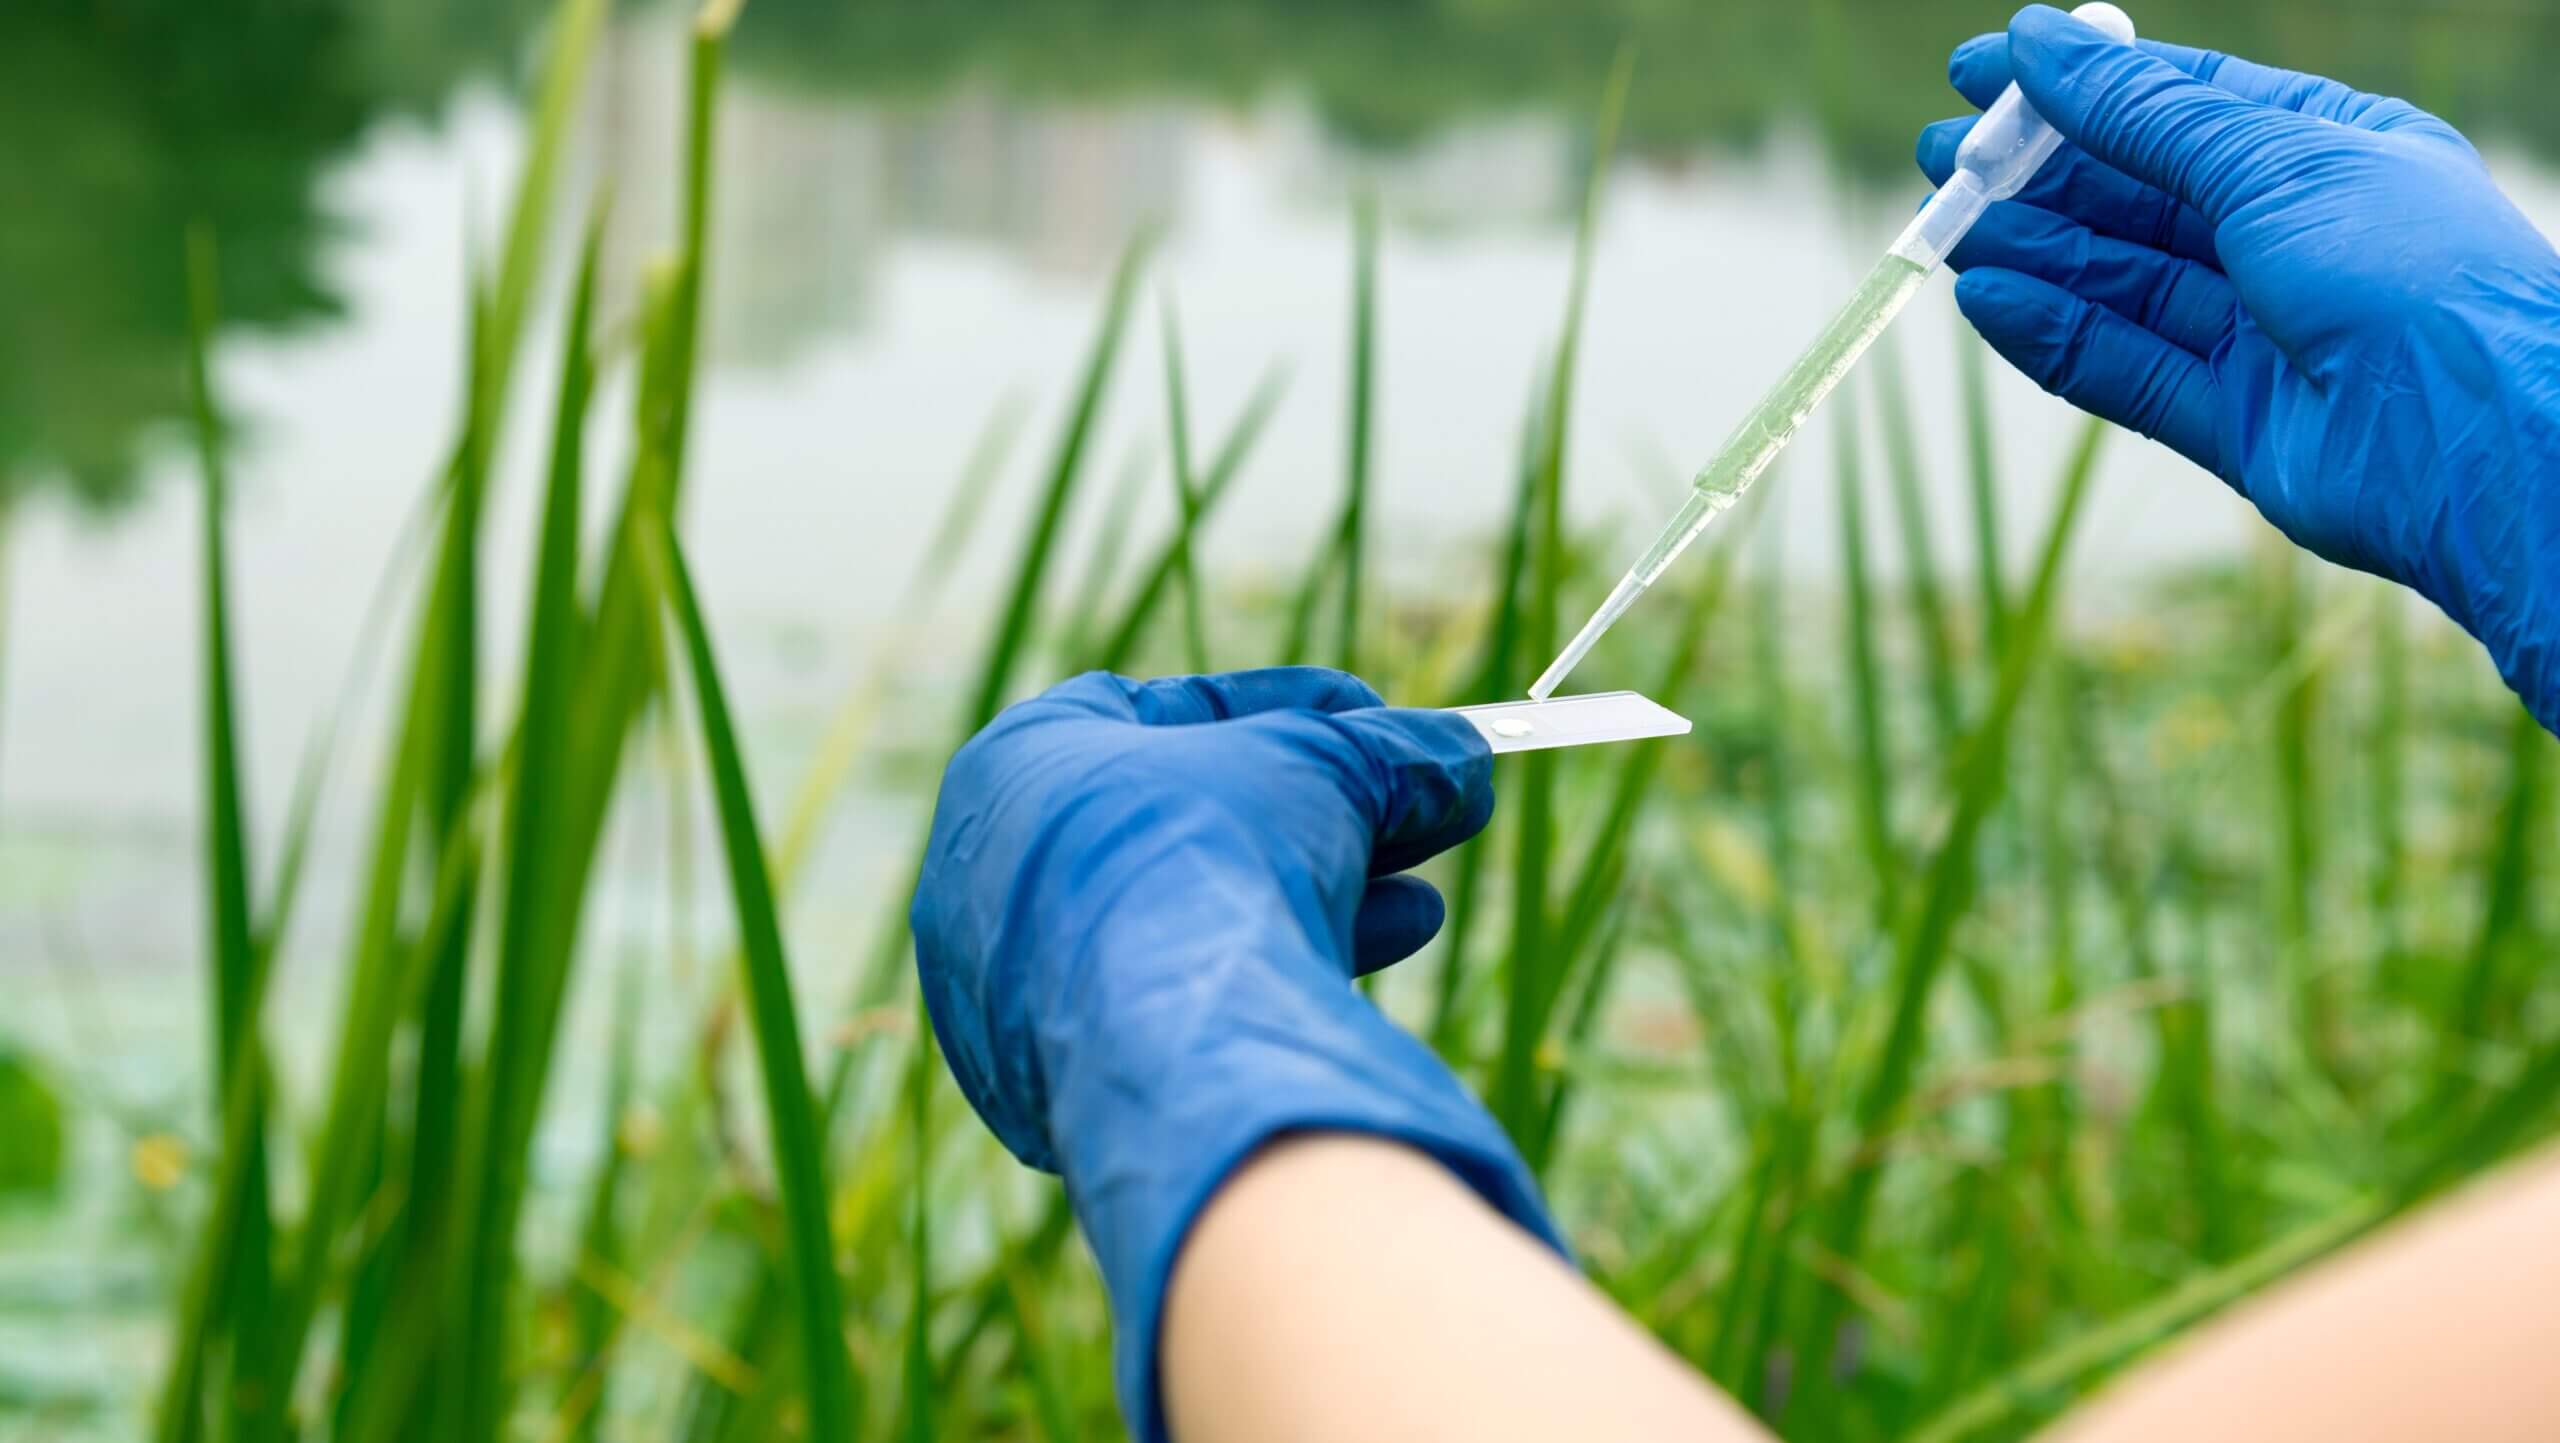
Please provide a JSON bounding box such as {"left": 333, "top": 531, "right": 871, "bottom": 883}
{"left": 1528, "top": 251, "right": 1930, "bottom": 700}
{"left": 1527, "top": 1, "right": 2137, "bottom": 702}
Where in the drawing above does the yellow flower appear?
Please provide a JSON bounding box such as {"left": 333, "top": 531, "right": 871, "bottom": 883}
{"left": 132, "top": 1133, "right": 188, "bottom": 1191}
{"left": 2150, "top": 693, "right": 2230, "bottom": 767}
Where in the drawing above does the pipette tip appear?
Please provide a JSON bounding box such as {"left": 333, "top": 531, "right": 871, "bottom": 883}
{"left": 1527, "top": 571, "right": 1646, "bottom": 702}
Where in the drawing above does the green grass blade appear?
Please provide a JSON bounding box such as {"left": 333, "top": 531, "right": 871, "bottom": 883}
{"left": 248, "top": 718, "right": 332, "bottom": 988}
{"left": 185, "top": 224, "right": 258, "bottom": 1152}
{"left": 151, "top": 1044, "right": 271, "bottom": 1443}
{"left": 967, "top": 231, "right": 1151, "bottom": 728}
{"left": 1491, "top": 45, "right": 1631, "bottom": 1138}
{"left": 2267, "top": 545, "right": 2338, "bottom": 1078}
{"left": 842, "top": 237, "right": 1152, "bottom": 1023}
{"left": 914, "top": 389, "right": 1032, "bottom": 612}
{"left": 1870, "top": 331, "right": 1961, "bottom": 743}
{"left": 2070, "top": 666, "right": 2237, "bottom": 1259}
{"left": 655, "top": 520, "right": 861, "bottom": 1440}
{"left": 1958, "top": 332, "right": 2008, "bottom": 658}
{"left": 1751, "top": 512, "right": 1801, "bottom": 976}
{"left": 560, "top": 0, "right": 735, "bottom": 874}
{"left": 689, "top": 412, "right": 1023, "bottom": 1057}
{"left": 1427, "top": 356, "right": 1549, "bottom": 1053}
{"left": 1277, "top": 531, "right": 1341, "bottom": 668}
{"left": 2426, "top": 699, "right": 2547, "bottom": 1120}
{"left": 369, "top": 297, "right": 492, "bottom": 1414}
{"left": 2455, "top": 700, "right": 2543, "bottom": 1044}
{"left": 1002, "top": 1267, "right": 1079, "bottom": 1443}
{"left": 485, "top": 0, "right": 611, "bottom": 416}
{"left": 389, "top": 265, "right": 496, "bottom": 1443}
{"left": 1730, "top": 1094, "right": 1818, "bottom": 1411}
{"left": 1159, "top": 295, "right": 1211, "bottom": 673}
{"left": 395, "top": 286, "right": 501, "bottom": 1399}
{"left": 257, "top": 798, "right": 359, "bottom": 1428}
{"left": 565, "top": 966, "right": 641, "bottom": 1443}
{"left": 273, "top": 582, "right": 451, "bottom": 1434}
{"left": 768, "top": 392, "right": 1033, "bottom": 883}
{"left": 1279, "top": 197, "right": 1382, "bottom": 674}
{"left": 1335, "top": 189, "right": 1378, "bottom": 674}
{"left": 1531, "top": 877, "right": 1634, "bottom": 1158}
{"left": 1837, "top": 391, "right": 1899, "bottom": 920}
{"left": 1089, "top": 363, "right": 1287, "bottom": 674}
{"left": 1555, "top": 516, "right": 1752, "bottom": 968}
{"left": 2369, "top": 587, "right": 2408, "bottom": 969}
{"left": 829, "top": 249, "right": 1166, "bottom": 1150}
{"left": 1524, "top": 499, "right": 1755, "bottom": 1167}
{"left": 648, "top": 3, "right": 721, "bottom": 487}
{"left": 447, "top": 199, "right": 610, "bottom": 1443}
{"left": 673, "top": 1265, "right": 783, "bottom": 1443}
{"left": 319, "top": 816, "right": 492, "bottom": 1443}
{"left": 1459, "top": 357, "right": 1549, "bottom": 715}
{"left": 1790, "top": 417, "right": 2107, "bottom": 1418}
{"left": 2025, "top": 670, "right": 2091, "bottom": 1252}
{"left": 1059, "top": 445, "right": 1154, "bottom": 666}
{"left": 2408, "top": 1033, "right": 2560, "bottom": 1203}
{"left": 1909, "top": 1201, "right": 2382, "bottom": 1443}
{"left": 1702, "top": 1119, "right": 1783, "bottom": 1384}
{"left": 181, "top": 223, "right": 280, "bottom": 1443}
{"left": 2166, "top": 872, "right": 2235, "bottom": 1261}
{"left": 901, "top": 1010, "right": 939, "bottom": 1443}
{"left": 934, "top": 1195, "right": 1074, "bottom": 1394}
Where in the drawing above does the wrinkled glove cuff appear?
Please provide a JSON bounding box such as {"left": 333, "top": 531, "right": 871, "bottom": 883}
{"left": 2490, "top": 626, "right": 2560, "bottom": 738}
{"left": 1048, "top": 993, "right": 1565, "bottom": 1443}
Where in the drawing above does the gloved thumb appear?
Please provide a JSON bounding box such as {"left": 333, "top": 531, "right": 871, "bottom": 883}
{"left": 2007, "top": 3, "right": 2319, "bottom": 224}
{"left": 1296, "top": 705, "right": 1497, "bottom": 877}
{"left": 1350, "top": 875, "right": 1448, "bottom": 975}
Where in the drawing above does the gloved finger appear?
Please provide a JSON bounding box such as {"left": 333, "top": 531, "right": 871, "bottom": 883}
{"left": 1349, "top": 875, "right": 1447, "bottom": 976}
{"left": 1956, "top": 267, "right": 2224, "bottom": 474}
{"left": 2139, "top": 41, "right": 2474, "bottom": 152}
{"left": 1952, "top": 25, "right": 2456, "bottom": 144}
{"left": 1039, "top": 667, "right": 1388, "bottom": 728}
{"left": 1129, "top": 666, "right": 1385, "bottom": 725}
{"left": 1919, "top": 115, "right": 2219, "bottom": 265}
{"left": 2002, "top": 4, "right": 2328, "bottom": 225}
{"left": 1297, "top": 706, "right": 1496, "bottom": 877}
{"left": 1946, "top": 200, "right": 2239, "bottom": 358}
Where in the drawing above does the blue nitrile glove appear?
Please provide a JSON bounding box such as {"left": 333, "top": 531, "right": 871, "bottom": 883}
{"left": 1917, "top": 6, "right": 2560, "bottom": 731}
{"left": 910, "top": 667, "right": 1563, "bottom": 1443}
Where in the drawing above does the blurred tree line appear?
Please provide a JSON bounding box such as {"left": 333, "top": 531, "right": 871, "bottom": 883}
{"left": 9, "top": 0, "right": 2557, "bottom": 515}
{"left": 731, "top": 0, "right": 2560, "bottom": 163}
{"left": 0, "top": 0, "right": 543, "bottom": 511}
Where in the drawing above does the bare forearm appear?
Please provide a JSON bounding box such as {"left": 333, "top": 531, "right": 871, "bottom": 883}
{"left": 1160, "top": 1133, "right": 1772, "bottom": 1443}
{"left": 2043, "top": 1141, "right": 2560, "bottom": 1443}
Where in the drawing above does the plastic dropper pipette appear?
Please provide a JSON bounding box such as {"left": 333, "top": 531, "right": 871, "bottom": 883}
{"left": 1528, "top": 2, "right": 2136, "bottom": 701}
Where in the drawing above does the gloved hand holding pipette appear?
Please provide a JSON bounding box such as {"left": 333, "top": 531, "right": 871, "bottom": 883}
{"left": 1529, "top": 1, "right": 2137, "bottom": 700}
{"left": 1921, "top": 4, "right": 2560, "bottom": 731}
